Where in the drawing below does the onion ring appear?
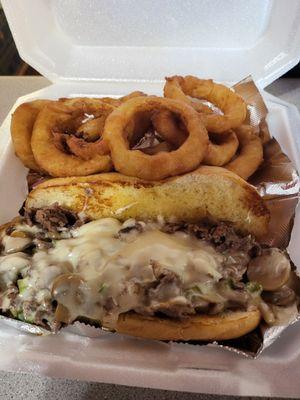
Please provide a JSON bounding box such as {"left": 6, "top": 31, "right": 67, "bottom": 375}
{"left": 51, "top": 111, "right": 111, "bottom": 161}
{"left": 60, "top": 92, "right": 148, "bottom": 158}
{"left": 103, "top": 96, "right": 209, "bottom": 180}
{"left": 204, "top": 131, "right": 239, "bottom": 166}
{"left": 164, "top": 76, "right": 247, "bottom": 133}
{"left": 11, "top": 100, "right": 52, "bottom": 171}
{"left": 76, "top": 117, "right": 107, "bottom": 142}
{"left": 225, "top": 125, "right": 263, "bottom": 180}
{"left": 31, "top": 101, "right": 112, "bottom": 177}
{"left": 164, "top": 78, "right": 213, "bottom": 115}
{"left": 11, "top": 93, "right": 146, "bottom": 174}
{"left": 63, "top": 115, "right": 110, "bottom": 160}
{"left": 62, "top": 100, "right": 115, "bottom": 161}
{"left": 152, "top": 110, "right": 239, "bottom": 166}
{"left": 65, "top": 136, "right": 110, "bottom": 161}
{"left": 151, "top": 109, "right": 186, "bottom": 147}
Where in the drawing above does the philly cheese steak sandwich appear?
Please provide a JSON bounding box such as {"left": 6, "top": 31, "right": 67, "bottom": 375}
{"left": 0, "top": 167, "right": 298, "bottom": 341}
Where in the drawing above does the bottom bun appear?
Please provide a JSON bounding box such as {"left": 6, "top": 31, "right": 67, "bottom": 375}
{"left": 116, "top": 310, "right": 261, "bottom": 341}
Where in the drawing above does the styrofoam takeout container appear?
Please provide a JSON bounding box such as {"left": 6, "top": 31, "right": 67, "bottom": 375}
{"left": 1, "top": 0, "right": 300, "bottom": 396}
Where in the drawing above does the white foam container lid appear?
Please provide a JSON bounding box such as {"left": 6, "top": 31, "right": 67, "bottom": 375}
{"left": 1, "top": 0, "right": 300, "bottom": 396}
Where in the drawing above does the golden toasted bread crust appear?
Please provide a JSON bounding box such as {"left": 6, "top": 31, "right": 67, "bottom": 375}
{"left": 26, "top": 166, "right": 270, "bottom": 237}
{"left": 116, "top": 309, "right": 261, "bottom": 341}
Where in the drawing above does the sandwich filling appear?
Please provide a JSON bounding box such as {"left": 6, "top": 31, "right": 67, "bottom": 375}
{"left": 0, "top": 206, "right": 298, "bottom": 332}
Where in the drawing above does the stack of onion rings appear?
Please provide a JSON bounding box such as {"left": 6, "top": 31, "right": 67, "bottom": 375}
{"left": 103, "top": 96, "right": 209, "bottom": 180}
{"left": 10, "top": 77, "right": 266, "bottom": 182}
{"left": 11, "top": 92, "right": 146, "bottom": 176}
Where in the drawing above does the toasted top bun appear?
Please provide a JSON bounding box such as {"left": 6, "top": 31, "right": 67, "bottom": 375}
{"left": 116, "top": 310, "right": 261, "bottom": 341}
{"left": 26, "top": 166, "right": 269, "bottom": 237}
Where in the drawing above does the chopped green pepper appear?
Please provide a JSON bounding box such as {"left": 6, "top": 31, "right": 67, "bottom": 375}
{"left": 246, "top": 281, "right": 263, "bottom": 294}
{"left": 98, "top": 283, "right": 108, "bottom": 293}
{"left": 17, "top": 278, "right": 29, "bottom": 295}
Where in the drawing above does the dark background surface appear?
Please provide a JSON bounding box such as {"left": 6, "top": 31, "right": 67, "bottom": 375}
{"left": 0, "top": 6, "right": 299, "bottom": 77}
{"left": 0, "top": 6, "right": 39, "bottom": 75}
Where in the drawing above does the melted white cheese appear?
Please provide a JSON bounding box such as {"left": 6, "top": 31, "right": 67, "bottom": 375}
{"left": 0, "top": 253, "right": 31, "bottom": 285}
{"left": 0, "top": 218, "right": 225, "bottom": 327}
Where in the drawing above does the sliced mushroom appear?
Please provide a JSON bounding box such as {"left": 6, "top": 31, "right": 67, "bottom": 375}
{"left": 208, "top": 302, "right": 225, "bottom": 315}
{"left": 286, "top": 272, "right": 300, "bottom": 295}
{"left": 2, "top": 235, "right": 32, "bottom": 254}
{"left": 247, "top": 248, "right": 291, "bottom": 291}
{"left": 54, "top": 303, "right": 71, "bottom": 324}
{"left": 258, "top": 301, "right": 275, "bottom": 325}
{"left": 0, "top": 253, "right": 30, "bottom": 286}
{"left": 262, "top": 286, "right": 296, "bottom": 307}
{"left": 52, "top": 274, "right": 85, "bottom": 323}
{"left": 10, "top": 231, "right": 30, "bottom": 238}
